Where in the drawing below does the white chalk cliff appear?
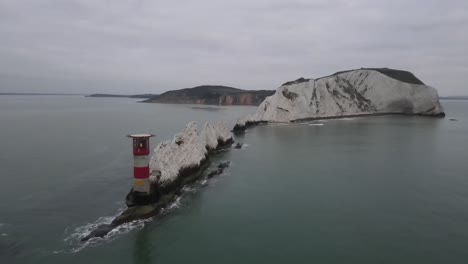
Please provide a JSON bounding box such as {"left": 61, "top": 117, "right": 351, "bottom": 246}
{"left": 200, "top": 121, "right": 232, "bottom": 150}
{"left": 149, "top": 121, "right": 233, "bottom": 186}
{"left": 237, "top": 68, "right": 444, "bottom": 125}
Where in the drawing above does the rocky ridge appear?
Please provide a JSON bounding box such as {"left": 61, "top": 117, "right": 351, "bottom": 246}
{"left": 82, "top": 121, "right": 234, "bottom": 241}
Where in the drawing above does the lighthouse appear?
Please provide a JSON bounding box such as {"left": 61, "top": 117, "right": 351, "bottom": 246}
{"left": 127, "top": 134, "right": 154, "bottom": 206}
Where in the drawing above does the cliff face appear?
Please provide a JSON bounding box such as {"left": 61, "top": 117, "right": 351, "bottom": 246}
{"left": 143, "top": 85, "right": 274, "bottom": 106}
{"left": 237, "top": 68, "right": 445, "bottom": 125}
{"left": 149, "top": 121, "right": 233, "bottom": 188}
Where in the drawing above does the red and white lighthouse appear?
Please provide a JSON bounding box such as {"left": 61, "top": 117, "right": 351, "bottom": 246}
{"left": 128, "top": 134, "right": 154, "bottom": 198}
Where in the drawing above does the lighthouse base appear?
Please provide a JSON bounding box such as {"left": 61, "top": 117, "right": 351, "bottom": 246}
{"left": 125, "top": 188, "right": 158, "bottom": 207}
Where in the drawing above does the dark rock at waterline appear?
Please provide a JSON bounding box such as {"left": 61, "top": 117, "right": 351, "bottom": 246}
{"left": 111, "top": 205, "right": 160, "bottom": 226}
{"left": 81, "top": 224, "right": 114, "bottom": 241}
{"left": 125, "top": 188, "right": 159, "bottom": 207}
{"left": 207, "top": 168, "right": 223, "bottom": 179}
{"left": 449, "top": 118, "right": 458, "bottom": 121}
{"left": 234, "top": 143, "right": 242, "bottom": 149}
{"left": 232, "top": 124, "right": 247, "bottom": 133}
{"left": 83, "top": 138, "right": 235, "bottom": 242}
{"left": 82, "top": 160, "right": 209, "bottom": 241}
{"left": 218, "top": 161, "right": 230, "bottom": 169}
{"left": 207, "top": 161, "right": 231, "bottom": 179}
{"left": 232, "top": 121, "right": 268, "bottom": 134}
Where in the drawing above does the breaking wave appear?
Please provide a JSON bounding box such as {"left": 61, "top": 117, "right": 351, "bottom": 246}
{"left": 63, "top": 207, "right": 149, "bottom": 253}
{"left": 60, "top": 162, "right": 231, "bottom": 253}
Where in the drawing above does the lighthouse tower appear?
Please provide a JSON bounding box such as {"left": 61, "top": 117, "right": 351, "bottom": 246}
{"left": 127, "top": 134, "right": 154, "bottom": 206}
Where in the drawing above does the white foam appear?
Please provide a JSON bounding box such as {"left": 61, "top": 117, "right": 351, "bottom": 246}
{"left": 63, "top": 207, "right": 149, "bottom": 253}
{"left": 167, "top": 196, "right": 182, "bottom": 210}
{"left": 182, "top": 186, "right": 197, "bottom": 193}
{"left": 308, "top": 123, "right": 324, "bottom": 126}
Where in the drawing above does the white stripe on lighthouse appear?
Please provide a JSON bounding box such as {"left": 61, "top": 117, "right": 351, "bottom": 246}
{"left": 133, "top": 178, "right": 150, "bottom": 193}
{"left": 133, "top": 155, "right": 149, "bottom": 168}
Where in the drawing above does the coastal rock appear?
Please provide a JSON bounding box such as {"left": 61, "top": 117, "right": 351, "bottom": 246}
{"left": 81, "top": 224, "right": 114, "bottom": 241}
{"left": 206, "top": 161, "right": 230, "bottom": 179}
{"left": 84, "top": 121, "right": 234, "bottom": 241}
{"left": 200, "top": 122, "right": 233, "bottom": 150}
{"left": 235, "top": 68, "right": 445, "bottom": 127}
{"left": 218, "top": 161, "right": 230, "bottom": 169}
{"left": 207, "top": 168, "right": 223, "bottom": 179}
{"left": 150, "top": 122, "right": 208, "bottom": 187}
{"left": 149, "top": 121, "right": 233, "bottom": 188}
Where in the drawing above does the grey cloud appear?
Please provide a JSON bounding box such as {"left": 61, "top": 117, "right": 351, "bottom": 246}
{"left": 0, "top": 0, "right": 467, "bottom": 95}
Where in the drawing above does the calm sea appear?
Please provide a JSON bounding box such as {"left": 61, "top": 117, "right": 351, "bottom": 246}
{"left": 1, "top": 96, "right": 467, "bottom": 264}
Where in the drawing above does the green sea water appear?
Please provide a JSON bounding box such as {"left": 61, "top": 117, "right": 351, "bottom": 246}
{"left": 1, "top": 96, "right": 468, "bottom": 263}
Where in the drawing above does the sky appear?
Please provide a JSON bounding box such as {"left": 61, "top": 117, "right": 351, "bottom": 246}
{"left": 0, "top": 0, "right": 467, "bottom": 95}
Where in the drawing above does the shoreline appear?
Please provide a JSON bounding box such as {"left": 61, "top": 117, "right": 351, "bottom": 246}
{"left": 233, "top": 112, "right": 445, "bottom": 134}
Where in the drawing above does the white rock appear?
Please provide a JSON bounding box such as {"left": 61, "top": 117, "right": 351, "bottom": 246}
{"left": 150, "top": 122, "right": 207, "bottom": 186}
{"left": 239, "top": 69, "right": 444, "bottom": 124}
{"left": 149, "top": 121, "right": 233, "bottom": 186}
{"left": 200, "top": 121, "right": 232, "bottom": 150}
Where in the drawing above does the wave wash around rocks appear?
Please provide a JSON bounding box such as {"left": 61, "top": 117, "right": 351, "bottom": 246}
{"left": 234, "top": 68, "right": 445, "bottom": 132}
{"left": 81, "top": 121, "right": 233, "bottom": 241}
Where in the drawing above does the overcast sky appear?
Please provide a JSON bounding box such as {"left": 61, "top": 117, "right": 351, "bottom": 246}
{"left": 0, "top": 0, "right": 467, "bottom": 95}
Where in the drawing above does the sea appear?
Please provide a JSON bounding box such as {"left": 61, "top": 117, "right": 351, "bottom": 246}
{"left": 0, "top": 95, "right": 467, "bottom": 264}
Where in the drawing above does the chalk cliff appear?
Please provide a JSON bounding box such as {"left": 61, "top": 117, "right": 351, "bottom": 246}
{"left": 235, "top": 68, "right": 444, "bottom": 129}
{"left": 149, "top": 121, "right": 233, "bottom": 189}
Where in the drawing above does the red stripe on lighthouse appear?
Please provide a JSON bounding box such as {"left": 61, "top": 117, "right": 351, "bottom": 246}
{"left": 134, "top": 166, "right": 150, "bottom": 179}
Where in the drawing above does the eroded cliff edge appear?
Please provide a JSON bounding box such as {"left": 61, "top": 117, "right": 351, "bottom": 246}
{"left": 235, "top": 68, "right": 445, "bottom": 131}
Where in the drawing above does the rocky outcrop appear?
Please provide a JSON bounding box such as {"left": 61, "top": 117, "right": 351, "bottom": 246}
{"left": 82, "top": 121, "right": 234, "bottom": 241}
{"left": 207, "top": 161, "right": 231, "bottom": 179}
{"left": 200, "top": 122, "right": 233, "bottom": 151}
{"left": 235, "top": 68, "right": 445, "bottom": 130}
{"left": 149, "top": 121, "right": 233, "bottom": 191}
{"left": 143, "top": 85, "right": 274, "bottom": 106}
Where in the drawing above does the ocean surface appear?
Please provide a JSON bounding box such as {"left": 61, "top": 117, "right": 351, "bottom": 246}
{"left": 1, "top": 96, "right": 468, "bottom": 264}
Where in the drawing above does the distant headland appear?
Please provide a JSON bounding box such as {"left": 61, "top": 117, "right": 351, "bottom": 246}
{"left": 85, "top": 94, "right": 157, "bottom": 99}
{"left": 142, "top": 85, "right": 274, "bottom": 106}
{"left": 85, "top": 85, "right": 275, "bottom": 106}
